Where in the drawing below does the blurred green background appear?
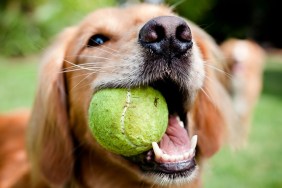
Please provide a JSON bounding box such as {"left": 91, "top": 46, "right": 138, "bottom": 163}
{"left": 0, "top": 0, "right": 282, "bottom": 187}
{"left": 0, "top": 0, "right": 117, "bottom": 56}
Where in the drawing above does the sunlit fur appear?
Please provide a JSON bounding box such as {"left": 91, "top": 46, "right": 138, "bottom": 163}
{"left": 0, "top": 3, "right": 264, "bottom": 188}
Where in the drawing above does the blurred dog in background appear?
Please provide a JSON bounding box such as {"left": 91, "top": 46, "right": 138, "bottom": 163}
{"left": 221, "top": 39, "right": 265, "bottom": 143}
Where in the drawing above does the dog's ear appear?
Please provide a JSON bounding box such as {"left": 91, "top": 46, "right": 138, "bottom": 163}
{"left": 192, "top": 34, "right": 236, "bottom": 158}
{"left": 28, "top": 27, "right": 77, "bottom": 186}
{"left": 192, "top": 80, "right": 229, "bottom": 158}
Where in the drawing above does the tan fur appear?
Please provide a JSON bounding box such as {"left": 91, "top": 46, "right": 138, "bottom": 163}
{"left": 220, "top": 39, "right": 265, "bottom": 145}
{"left": 0, "top": 4, "right": 263, "bottom": 188}
{"left": 0, "top": 110, "right": 30, "bottom": 188}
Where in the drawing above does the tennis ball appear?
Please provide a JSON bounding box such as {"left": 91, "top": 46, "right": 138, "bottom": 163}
{"left": 88, "top": 87, "right": 168, "bottom": 156}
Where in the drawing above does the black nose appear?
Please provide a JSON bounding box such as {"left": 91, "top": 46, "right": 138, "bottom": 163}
{"left": 139, "top": 16, "right": 193, "bottom": 58}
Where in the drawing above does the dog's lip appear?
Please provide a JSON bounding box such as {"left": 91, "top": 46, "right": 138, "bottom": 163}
{"left": 141, "top": 157, "right": 197, "bottom": 174}
{"left": 127, "top": 149, "right": 197, "bottom": 175}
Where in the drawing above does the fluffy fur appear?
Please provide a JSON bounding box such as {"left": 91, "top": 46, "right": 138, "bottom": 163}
{"left": 0, "top": 4, "right": 264, "bottom": 188}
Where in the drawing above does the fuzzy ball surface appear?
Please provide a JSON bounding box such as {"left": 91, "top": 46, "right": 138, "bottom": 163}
{"left": 88, "top": 87, "right": 168, "bottom": 156}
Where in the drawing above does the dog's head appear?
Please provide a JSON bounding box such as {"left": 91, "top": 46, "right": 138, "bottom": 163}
{"left": 28, "top": 4, "right": 234, "bottom": 187}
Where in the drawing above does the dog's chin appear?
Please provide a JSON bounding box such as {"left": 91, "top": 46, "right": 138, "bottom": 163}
{"left": 142, "top": 165, "right": 199, "bottom": 186}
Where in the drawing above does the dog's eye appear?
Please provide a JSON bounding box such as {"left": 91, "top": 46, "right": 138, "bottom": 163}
{"left": 87, "top": 34, "right": 109, "bottom": 47}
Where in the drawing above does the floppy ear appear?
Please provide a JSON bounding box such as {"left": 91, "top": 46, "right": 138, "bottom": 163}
{"left": 28, "top": 27, "right": 77, "bottom": 186}
{"left": 192, "top": 80, "right": 230, "bottom": 158}
{"left": 192, "top": 34, "right": 236, "bottom": 158}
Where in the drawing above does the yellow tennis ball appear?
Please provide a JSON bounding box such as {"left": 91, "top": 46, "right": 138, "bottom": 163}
{"left": 88, "top": 87, "right": 168, "bottom": 156}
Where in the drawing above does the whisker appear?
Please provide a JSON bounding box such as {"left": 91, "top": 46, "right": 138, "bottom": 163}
{"left": 60, "top": 69, "right": 83, "bottom": 73}
{"left": 71, "top": 72, "right": 95, "bottom": 91}
{"left": 170, "top": 0, "right": 187, "bottom": 10}
{"left": 78, "top": 63, "right": 127, "bottom": 68}
{"left": 64, "top": 60, "right": 96, "bottom": 71}
{"left": 66, "top": 55, "right": 114, "bottom": 61}
{"left": 60, "top": 67, "right": 109, "bottom": 74}
{"left": 71, "top": 72, "right": 94, "bottom": 79}
{"left": 202, "top": 73, "right": 229, "bottom": 108}
{"left": 204, "top": 74, "right": 220, "bottom": 89}
{"left": 95, "top": 46, "right": 122, "bottom": 57}
{"left": 200, "top": 87, "right": 215, "bottom": 106}
{"left": 204, "top": 63, "right": 233, "bottom": 79}
{"left": 63, "top": 59, "right": 120, "bottom": 72}
{"left": 61, "top": 66, "right": 99, "bottom": 73}
{"left": 61, "top": 61, "right": 133, "bottom": 74}
{"left": 73, "top": 81, "right": 94, "bottom": 91}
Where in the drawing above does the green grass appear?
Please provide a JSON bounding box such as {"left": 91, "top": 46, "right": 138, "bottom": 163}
{"left": 0, "top": 56, "right": 38, "bottom": 112}
{"left": 0, "top": 54, "right": 281, "bottom": 187}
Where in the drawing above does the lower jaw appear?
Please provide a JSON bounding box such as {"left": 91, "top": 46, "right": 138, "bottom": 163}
{"left": 141, "top": 160, "right": 199, "bottom": 186}
{"left": 126, "top": 153, "right": 198, "bottom": 185}
{"left": 140, "top": 157, "right": 197, "bottom": 173}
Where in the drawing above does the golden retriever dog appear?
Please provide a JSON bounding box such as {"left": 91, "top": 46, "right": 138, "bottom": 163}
{"left": 220, "top": 39, "right": 265, "bottom": 142}
{"left": 0, "top": 3, "right": 265, "bottom": 188}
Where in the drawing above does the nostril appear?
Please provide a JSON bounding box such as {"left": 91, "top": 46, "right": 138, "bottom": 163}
{"left": 139, "top": 23, "right": 165, "bottom": 43}
{"left": 175, "top": 24, "right": 193, "bottom": 52}
{"left": 176, "top": 24, "right": 192, "bottom": 42}
{"left": 154, "top": 25, "right": 166, "bottom": 42}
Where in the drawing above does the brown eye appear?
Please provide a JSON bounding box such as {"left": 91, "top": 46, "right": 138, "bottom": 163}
{"left": 87, "top": 34, "right": 109, "bottom": 47}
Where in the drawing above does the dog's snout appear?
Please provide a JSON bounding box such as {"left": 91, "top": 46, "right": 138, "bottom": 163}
{"left": 139, "top": 16, "right": 193, "bottom": 57}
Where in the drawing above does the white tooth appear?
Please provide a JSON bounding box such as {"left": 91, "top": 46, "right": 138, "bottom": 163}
{"left": 191, "top": 135, "right": 198, "bottom": 150}
{"left": 188, "top": 148, "right": 195, "bottom": 158}
{"left": 176, "top": 116, "right": 181, "bottom": 122}
{"left": 178, "top": 155, "right": 184, "bottom": 161}
{"left": 169, "top": 155, "right": 176, "bottom": 162}
{"left": 152, "top": 142, "right": 163, "bottom": 160}
{"left": 162, "top": 154, "right": 170, "bottom": 162}
{"left": 171, "top": 155, "right": 177, "bottom": 162}
{"left": 175, "top": 155, "right": 180, "bottom": 161}
{"left": 184, "top": 152, "right": 190, "bottom": 159}
{"left": 175, "top": 116, "right": 184, "bottom": 127}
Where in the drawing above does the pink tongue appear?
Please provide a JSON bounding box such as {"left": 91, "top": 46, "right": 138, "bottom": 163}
{"left": 159, "top": 115, "right": 191, "bottom": 155}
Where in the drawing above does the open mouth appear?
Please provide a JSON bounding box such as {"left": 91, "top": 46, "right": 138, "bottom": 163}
{"left": 127, "top": 78, "right": 198, "bottom": 180}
